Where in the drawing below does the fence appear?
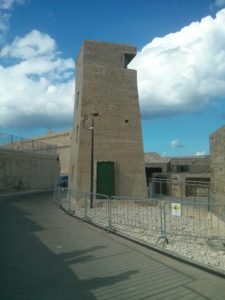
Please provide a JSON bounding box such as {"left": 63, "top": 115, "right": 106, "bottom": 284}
{"left": 54, "top": 186, "right": 225, "bottom": 247}
{"left": 149, "top": 178, "right": 210, "bottom": 204}
{"left": 54, "top": 187, "right": 110, "bottom": 228}
{"left": 0, "top": 132, "right": 57, "bottom": 156}
{"left": 161, "top": 201, "right": 225, "bottom": 242}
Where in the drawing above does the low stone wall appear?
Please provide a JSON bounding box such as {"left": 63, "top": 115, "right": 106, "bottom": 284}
{"left": 0, "top": 148, "right": 59, "bottom": 193}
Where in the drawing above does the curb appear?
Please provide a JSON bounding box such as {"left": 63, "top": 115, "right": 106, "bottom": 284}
{"left": 0, "top": 189, "right": 53, "bottom": 198}
{"left": 57, "top": 202, "right": 225, "bottom": 279}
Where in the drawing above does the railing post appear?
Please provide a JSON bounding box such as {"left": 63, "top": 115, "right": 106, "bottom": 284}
{"left": 208, "top": 185, "right": 211, "bottom": 212}
{"left": 163, "top": 202, "right": 168, "bottom": 244}
{"left": 68, "top": 189, "right": 71, "bottom": 212}
{"left": 160, "top": 179, "right": 162, "bottom": 199}
{"left": 108, "top": 196, "right": 112, "bottom": 229}
{"left": 85, "top": 192, "right": 88, "bottom": 220}
{"left": 160, "top": 202, "right": 164, "bottom": 238}
{"left": 152, "top": 179, "right": 155, "bottom": 198}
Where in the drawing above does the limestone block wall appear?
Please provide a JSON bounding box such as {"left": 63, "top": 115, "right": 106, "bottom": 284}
{"left": 69, "top": 41, "right": 147, "bottom": 197}
{"left": 210, "top": 125, "right": 225, "bottom": 219}
{"left": 169, "top": 156, "right": 210, "bottom": 173}
{"left": 0, "top": 148, "right": 59, "bottom": 193}
{"left": 32, "top": 130, "right": 72, "bottom": 175}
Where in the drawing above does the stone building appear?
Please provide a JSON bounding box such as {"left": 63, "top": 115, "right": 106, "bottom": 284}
{"left": 69, "top": 41, "right": 147, "bottom": 197}
{"left": 145, "top": 152, "right": 170, "bottom": 181}
{"left": 145, "top": 153, "right": 210, "bottom": 178}
{"left": 145, "top": 153, "right": 211, "bottom": 199}
{"left": 210, "top": 125, "right": 225, "bottom": 219}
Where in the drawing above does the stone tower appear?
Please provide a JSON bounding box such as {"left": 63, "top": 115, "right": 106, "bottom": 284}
{"left": 69, "top": 40, "right": 147, "bottom": 197}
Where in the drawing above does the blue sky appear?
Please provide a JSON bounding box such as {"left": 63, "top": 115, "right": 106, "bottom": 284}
{"left": 0, "top": 0, "right": 225, "bottom": 156}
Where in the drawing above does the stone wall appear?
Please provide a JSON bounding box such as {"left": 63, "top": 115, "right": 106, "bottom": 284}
{"left": 210, "top": 125, "right": 225, "bottom": 219}
{"left": 69, "top": 41, "right": 147, "bottom": 197}
{"left": 169, "top": 156, "right": 210, "bottom": 173}
{"left": 32, "top": 130, "right": 72, "bottom": 175}
{"left": 0, "top": 148, "right": 59, "bottom": 193}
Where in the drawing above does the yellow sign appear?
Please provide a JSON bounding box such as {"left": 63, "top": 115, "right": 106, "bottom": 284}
{"left": 171, "top": 203, "right": 181, "bottom": 216}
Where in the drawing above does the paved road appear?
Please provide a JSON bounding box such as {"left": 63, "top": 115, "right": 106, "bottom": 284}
{"left": 1, "top": 192, "right": 225, "bottom": 300}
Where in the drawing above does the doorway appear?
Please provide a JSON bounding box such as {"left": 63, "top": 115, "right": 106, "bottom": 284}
{"left": 96, "top": 161, "right": 115, "bottom": 197}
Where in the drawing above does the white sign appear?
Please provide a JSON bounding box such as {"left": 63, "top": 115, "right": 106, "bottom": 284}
{"left": 171, "top": 203, "right": 181, "bottom": 217}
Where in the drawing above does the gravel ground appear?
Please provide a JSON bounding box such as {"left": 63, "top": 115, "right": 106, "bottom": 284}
{"left": 61, "top": 197, "right": 225, "bottom": 273}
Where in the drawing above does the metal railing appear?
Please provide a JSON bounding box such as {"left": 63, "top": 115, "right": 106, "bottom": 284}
{"left": 149, "top": 178, "right": 210, "bottom": 204}
{"left": 161, "top": 201, "right": 225, "bottom": 242}
{"left": 0, "top": 132, "right": 57, "bottom": 156}
{"left": 54, "top": 186, "right": 109, "bottom": 227}
{"left": 54, "top": 186, "right": 225, "bottom": 247}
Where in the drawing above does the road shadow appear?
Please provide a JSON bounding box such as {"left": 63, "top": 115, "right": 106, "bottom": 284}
{"left": 0, "top": 194, "right": 138, "bottom": 300}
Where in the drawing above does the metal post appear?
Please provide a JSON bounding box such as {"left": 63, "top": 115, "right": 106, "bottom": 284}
{"left": 108, "top": 197, "right": 112, "bottom": 229}
{"left": 90, "top": 118, "right": 94, "bottom": 208}
{"left": 160, "top": 179, "right": 162, "bottom": 199}
{"left": 208, "top": 185, "right": 211, "bottom": 212}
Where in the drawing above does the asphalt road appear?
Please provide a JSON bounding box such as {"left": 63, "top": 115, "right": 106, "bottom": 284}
{"left": 1, "top": 191, "right": 225, "bottom": 300}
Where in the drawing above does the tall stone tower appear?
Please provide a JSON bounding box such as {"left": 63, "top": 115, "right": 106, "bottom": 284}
{"left": 69, "top": 40, "right": 147, "bottom": 197}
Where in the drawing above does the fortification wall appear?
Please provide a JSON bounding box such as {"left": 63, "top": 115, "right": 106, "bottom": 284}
{"left": 0, "top": 148, "right": 59, "bottom": 193}
{"left": 210, "top": 125, "right": 225, "bottom": 219}
{"left": 32, "top": 130, "right": 72, "bottom": 175}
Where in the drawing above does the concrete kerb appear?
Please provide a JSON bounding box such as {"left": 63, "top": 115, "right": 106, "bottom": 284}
{"left": 108, "top": 227, "right": 225, "bottom": 280}
{"left": 0, "top": 188, "right": 54, "bottom": 198}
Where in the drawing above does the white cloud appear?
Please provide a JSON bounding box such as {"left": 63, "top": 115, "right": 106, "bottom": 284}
{"left": 0, "top": 11, "right": 9, "bottom": 33}
{"left": 170, "top": 139, "right": 184, "bottom": 149}
{"left": 215, "top": 0, "right": 225, "bottom": 7}
{"left": 0, "top": 30, "right": 75, "bottom": 130}
{"left": 2, "top": 8, "right": 225, "bottom": 132}
{"left": 0, "top": 0, "right": 27, "bottom": 41}
{"left": 0, "top": 0, "right": 26, "bottom": 9}
{"left": 130, "top": 9, "right": 225, "bottom": 119}
{"left": 1, "top": 30, "right": 57, "bottom": 59}
{"left": 0, "top": 0, "right": 14, "bottom": 9}
{"left": 196, "top": 151, "right": 206, "bottom": 156}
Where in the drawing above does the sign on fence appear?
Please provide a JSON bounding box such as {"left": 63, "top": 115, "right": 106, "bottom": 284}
{"left": 171, "top": 203, "right": 181, "bottom": 216}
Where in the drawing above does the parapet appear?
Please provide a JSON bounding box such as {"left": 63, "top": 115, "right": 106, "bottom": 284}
{"left": 78, "top": 40, "right": 136, "bottom": 69}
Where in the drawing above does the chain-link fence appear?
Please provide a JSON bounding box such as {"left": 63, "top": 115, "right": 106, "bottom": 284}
{"left": 0, "top": 132, "right": 57, "bottom": 156}
{"left": 54, "top": 185, "right": 225, "bottom": 247}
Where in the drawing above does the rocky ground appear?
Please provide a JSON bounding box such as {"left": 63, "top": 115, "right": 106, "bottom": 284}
{"left": 61, "top": 196, "right": 225, "bottom": 273}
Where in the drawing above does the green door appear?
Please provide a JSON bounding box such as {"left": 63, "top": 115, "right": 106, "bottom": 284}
{"left": 96, "top": 161, "right": 115, "bottom": 197}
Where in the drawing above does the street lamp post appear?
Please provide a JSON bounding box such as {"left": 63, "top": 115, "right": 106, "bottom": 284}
{"left": 89, "top": 118, "right": 94, "bottom": 208}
